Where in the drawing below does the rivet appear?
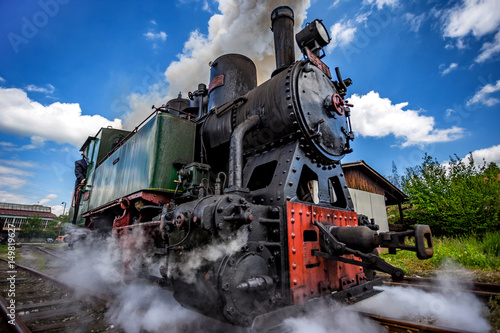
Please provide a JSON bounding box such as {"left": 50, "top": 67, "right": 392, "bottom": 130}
{"left": 292, "top": 247, "right": 296, "bottom": 254}
{"left": 291, "top": 218, "right": 295, "bottom": 224}
{"left": 291, "top": 232, "right": 296, "bottom": 239}
{"left": 292, "top": 263, "right": 297, "bottom": 269}
{"left": 293, "top": 279, "right": 298, "bottom": 285}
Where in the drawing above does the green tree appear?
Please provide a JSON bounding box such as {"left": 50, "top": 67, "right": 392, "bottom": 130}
{"left": 22, "top": 215, "right": 45, "bottom": 239}
{"left": 44, "top": 220, "right": 60, "bottom": 239}
{"left": 56, "top": 214, "right": 69, "bottom": 224}
{"left": 402, "top": 154, "right": 500, "bottom": 236}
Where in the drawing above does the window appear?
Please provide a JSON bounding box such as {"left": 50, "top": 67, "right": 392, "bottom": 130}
{"left": 247, "top": 161, "right": 278, "bottom": 191}
{"left": 297, "top": 165, "right": 319, "bottom": 204}
{"left": 328, "top": 176, "right": 347, "bottom": 208}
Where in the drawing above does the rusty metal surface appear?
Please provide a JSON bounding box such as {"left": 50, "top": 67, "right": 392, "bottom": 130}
{"left": 359, "top": 311, "right": 473, "bottom": 333}
{"left": 0, "top": 295, "right": 30, "bottom": 333}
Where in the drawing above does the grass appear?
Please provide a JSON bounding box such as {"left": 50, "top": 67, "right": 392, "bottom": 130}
{"left": 381, "top": 231, "right": 500, "bottom": 280}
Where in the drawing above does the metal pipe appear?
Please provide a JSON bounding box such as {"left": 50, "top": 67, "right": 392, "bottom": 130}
{"left": 271, "top": 6, "right": 295, "bottom": 72}
{"left": 228, "top": 115, "right": 260, "bottom": 190}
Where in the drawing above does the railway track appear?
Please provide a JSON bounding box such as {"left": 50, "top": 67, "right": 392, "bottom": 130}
{"left": 381, "top": 275, "right": 500, "bottom": 302}
{"left": 0, "top": 257, "right": 120, "bottom": 333}
{"left": 1, "top": 246, "right": 491, "bottom": 333}
{"left": 360, "top": 312, "right": 473, "bottom": 333}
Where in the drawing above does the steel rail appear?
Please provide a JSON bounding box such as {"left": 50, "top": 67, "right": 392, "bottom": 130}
{"left": 34, "top": 246, "right": 67, "bottom": 261}
{"left": 0, "top": 295, "right": 31, "bottom": 333}
{"left": 358, "top": 311, "right": 474, "bottom": 333}
{"left": 380, "top": 275, "right": 500, "bottom": 301}
{"left": 0, "top": 258, "right": 112, "bottom": 304}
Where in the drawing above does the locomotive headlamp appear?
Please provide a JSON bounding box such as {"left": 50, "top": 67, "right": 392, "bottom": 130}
{"left": 295, "top": 19, "right": 331, "bottom": 54}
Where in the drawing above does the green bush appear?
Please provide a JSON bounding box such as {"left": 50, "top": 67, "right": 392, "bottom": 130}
{"left": 401, "top": 154, "right": 500, "bottom": 236}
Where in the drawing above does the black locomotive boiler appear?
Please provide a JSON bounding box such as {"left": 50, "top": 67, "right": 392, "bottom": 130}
{"left": 70, "top": 6, "right": 433, "bottom": 327}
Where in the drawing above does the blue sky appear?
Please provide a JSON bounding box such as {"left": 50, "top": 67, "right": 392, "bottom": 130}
{"left": 0, "top": 0, "right": 499, "bottom": 215}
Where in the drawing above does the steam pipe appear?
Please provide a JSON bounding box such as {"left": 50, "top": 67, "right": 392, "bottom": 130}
{"left": 227, "top": 115, "right": 260, "bottom": 191}
{"left": 271, "top": 6, "right": 295, "bottom": 73}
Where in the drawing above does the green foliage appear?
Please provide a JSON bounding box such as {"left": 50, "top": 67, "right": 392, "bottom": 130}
{"left": 489, "top": 296, "right": 500, "bottom": 330}
{"left": 20, "top": 216, "right": 61, "bottom": 239}
{"left": 381, "top": 232, "right": 500, "bottom": 275}
{"left": 56, "top": 214, "right": 69, "bottom": 223}
{"left": 401, "top": 154, "right": 500, "bottom": 236}
{"left": 44, "top": 220, "right": 60, "bottom": 239}
{"left": 21, "top": 215, "right": 45, "bottom": 238}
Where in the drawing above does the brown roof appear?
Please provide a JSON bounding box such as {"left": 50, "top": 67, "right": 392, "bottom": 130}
{"left": 342, "top": 160, "right": 407, "bottom": 205}
{"left": 0, "top": 209, "right": 56, "bottom": 219}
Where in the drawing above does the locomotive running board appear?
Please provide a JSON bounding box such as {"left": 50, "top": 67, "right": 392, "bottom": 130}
{"left": 250, "top": 278, "right": 382, "bottom": 332}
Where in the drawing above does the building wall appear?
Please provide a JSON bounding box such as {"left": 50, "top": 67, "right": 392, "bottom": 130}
{"left": 344, "top": 169, "right": 385, "bottom": 196}
{"left": 349, "top": 188, "right": 388, "bottom": 232}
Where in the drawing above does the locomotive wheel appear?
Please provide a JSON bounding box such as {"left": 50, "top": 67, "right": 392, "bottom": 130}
{"left": 218, "top": 242, "right": 278, "bottom": 326}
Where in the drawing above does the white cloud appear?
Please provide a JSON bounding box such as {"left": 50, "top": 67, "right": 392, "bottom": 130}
{"left": 3, "top": 136, "right": 47, "bottom": 151}
{"left": 39, "top": 193, "right": 58, "bottom": 205}
{"left": 124, "top": 0, "right": 312, "bottom": 128}
{"left": 0, "top": 159, "right": 38, "bottom": 169}
{"left": 404, "top": 13, "right": 425, "bottom": 32}
{"left": 441, "top": 0, "right": 500, "bottom": 62}
{"left": 51, "top": 204, "right": 65, "bottom": 216}
{"left": 348, "top": 91, "right": 465, "bottom": 147}
{"left": 363, "top": 0, "right": 398, "bottom": 10}
{"left": 0, "top": 191, "right": 30, "bottom": 204}
{"left": 466, "top": 144, "right": 500, "bottom": 166}
{"left": 150, "top": 20, "right": 157, "bottom": 25}
{"left": 327, "top": 20, "right": 357, "bottom": 53}
{"left": 0, "top": 165, "right": 34, "bottom": 177}
{"left": 0, "top": 87, "right": 122, "bottom": 147}
{"left": 0, "top": 142, "right": 15, "bottom": 147}
{"left": 0, "top": 77, "right": 5, "bottom": 83}
{"left": 0, "top": 163, "right": 34, "bottom": 191}
{"left": 25, "top": 83, "right": 55, "bottom": 94}
{"left": 143, "top": 31, "right": 167, "bottom": 41}
{"left": 467, "top": 80, "right": 500, "bottom": 106}
{"left": 440, "top": 62, "right": 458, "bottom": 76}
{"left": 442, "top": 0, "right": 500, "bottom": 38}
{"left": 475, "top": 31, "right": 500, "bottom": 63}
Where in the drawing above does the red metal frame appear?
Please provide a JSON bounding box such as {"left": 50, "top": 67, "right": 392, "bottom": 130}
{"left": 286, "top": 202, "right": 365, "bottom": 304}
{"left": 83, "top": 190, "right": 171, "bottom": 218}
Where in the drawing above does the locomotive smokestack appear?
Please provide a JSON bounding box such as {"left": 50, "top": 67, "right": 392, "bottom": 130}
{"left": 271, "top": 6, "right": 295, "bottom": 74}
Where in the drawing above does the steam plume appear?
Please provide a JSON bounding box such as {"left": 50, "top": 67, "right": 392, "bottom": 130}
{"left": 124, "top": 0, "right": 311, "bottom": 128}
{"left": 351, "top": 260, "right": 491, "bottom": 332}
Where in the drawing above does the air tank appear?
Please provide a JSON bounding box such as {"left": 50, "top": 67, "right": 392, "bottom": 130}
{"left": 207, "top": 54, "right": 257, "bottom": 111}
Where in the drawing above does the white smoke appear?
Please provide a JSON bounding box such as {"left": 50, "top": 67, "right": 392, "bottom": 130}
{"left": 283, "top": 308, "right": 386, "bottom": 333}
{"left": 123, "top": 0, "right": 311, "bottom": 128}
{"left": 168, "top": 228, "right": 249, "bottom": 284}
{"left": 105, "top": 282, "right": 241, "bottom": 333}
{"left": 351, "top": 260, "right": 491, "bottom": 332}
{"left": 59, "top": 224, "right": 251, "bottom": 332}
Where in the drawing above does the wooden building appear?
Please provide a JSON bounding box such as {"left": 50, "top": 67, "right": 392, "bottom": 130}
{"left": 342, "top": 160, "right": 406, "bottom": 232}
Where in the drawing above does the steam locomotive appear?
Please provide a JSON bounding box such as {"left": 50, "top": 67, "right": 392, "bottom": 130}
{"left": 70, "top": 6, "right": 433, "bottom": 327}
